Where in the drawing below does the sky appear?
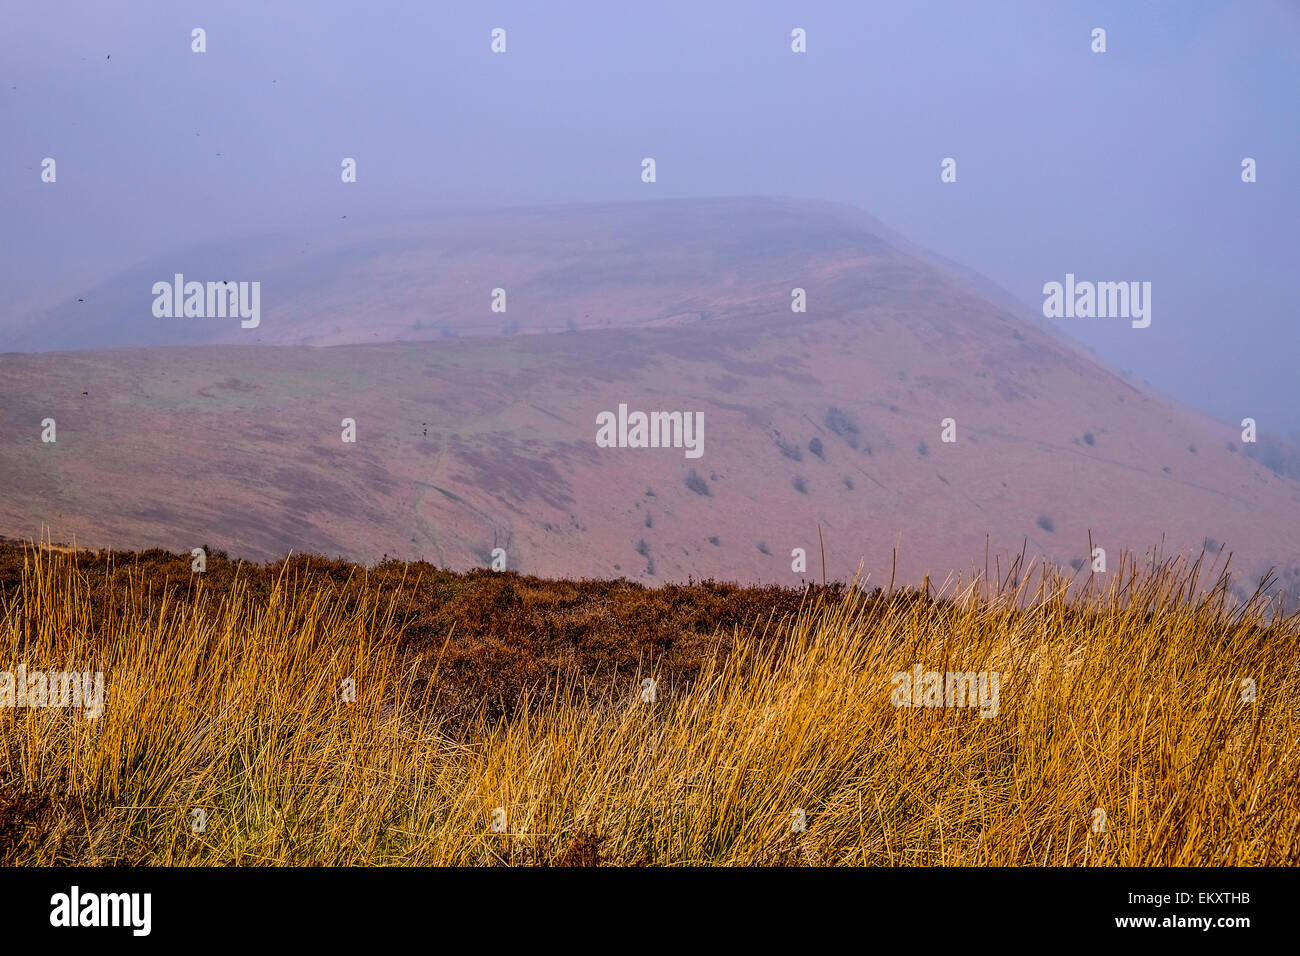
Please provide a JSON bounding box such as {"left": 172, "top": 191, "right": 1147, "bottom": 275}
{"left": 2, "top": 0, "right": 1297, "bottom": 431}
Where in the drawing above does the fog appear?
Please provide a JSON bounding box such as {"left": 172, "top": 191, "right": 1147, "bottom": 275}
{"left": 2, "top": 0, "right": 1296, "bottom": 431}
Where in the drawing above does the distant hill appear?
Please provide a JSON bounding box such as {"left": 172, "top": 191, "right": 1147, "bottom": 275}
{"left": 2, "top": 198, "right": 1298, "bottom": 602}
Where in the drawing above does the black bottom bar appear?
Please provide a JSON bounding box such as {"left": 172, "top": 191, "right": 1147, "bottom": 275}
{"left": 0, "top": 866, "right": 1284, "bottom": 943}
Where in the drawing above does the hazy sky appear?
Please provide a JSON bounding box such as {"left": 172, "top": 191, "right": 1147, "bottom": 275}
{"left": 2, "top": 0, "right": 1297, "bottom": 431}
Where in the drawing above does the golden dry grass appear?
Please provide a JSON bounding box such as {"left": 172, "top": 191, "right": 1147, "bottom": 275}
{"left": 1, "top": 544, "right": 1297, "bottom": 865}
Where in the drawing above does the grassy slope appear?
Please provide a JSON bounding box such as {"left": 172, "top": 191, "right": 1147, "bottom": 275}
{"left": 1, "top": 542, "right": 1296, "bottom": 866}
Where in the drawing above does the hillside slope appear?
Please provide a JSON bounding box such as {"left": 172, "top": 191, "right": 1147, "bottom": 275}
{"left": 1, "top": 198, "right": 1297, "bottom": 597}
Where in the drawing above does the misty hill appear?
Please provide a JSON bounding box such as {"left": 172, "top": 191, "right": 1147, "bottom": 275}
{"left": 4, "top": 197, "right": 1063, "bottom": 351}
{"left": 2, "top": 198, "right": 1298, "bottom": 601}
